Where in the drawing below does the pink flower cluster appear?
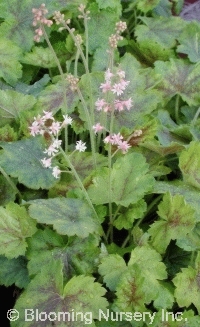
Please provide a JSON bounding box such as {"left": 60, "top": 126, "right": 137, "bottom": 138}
{"left": 95, "top": 68, "right": 132, "bottom": 112}
{"left": 93, "top": 68, "right": 132, "bottom": 155}
{"left": 32, "top": 4, "right": 53, "bottom": 42}
{"left": 104, "top": 133, "right": 131, "bottom": 154}
{"left": 29, "top": 111, "right": 72, "bottom": 137}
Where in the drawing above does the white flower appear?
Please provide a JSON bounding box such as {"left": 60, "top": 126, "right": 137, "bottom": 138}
{"left": 52, "top": 166, "right": 61, "bottom": 179}
{"left": 62, "top": 114, "right": 73, "bottom": 126}
{"left": 52, "top": 139, "right": 62, "bottom": 149}
{"left": 41, "top": 157, "right": 52, "bottom": 168}
{"left": 75, "top": 140, "right": 87, "bottom": 152}
{"left": 44, "top": 143, "right": 58, "bottom": 156}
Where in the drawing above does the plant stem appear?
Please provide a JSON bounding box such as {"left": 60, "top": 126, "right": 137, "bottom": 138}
{"left": 175, "top": 94, "right": 180, "bottom": 124}
{"left": 42, "top": 25, "right": 69, "bottom": 152}
{"left": 76, "top": 87, "right": 97, "bottom": 168}
{"left": 59, "top": 147, "right": 107, "bottom": 242}
{"left": 192, "top": 106, "right": 200, "bottom": 125}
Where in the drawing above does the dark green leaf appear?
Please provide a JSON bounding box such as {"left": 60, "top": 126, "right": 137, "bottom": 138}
{"left": 0, "top": 137, "right": 57, "bottom": 189}
{"left": 0, "top": 255, "right": 29, "bottom": 288}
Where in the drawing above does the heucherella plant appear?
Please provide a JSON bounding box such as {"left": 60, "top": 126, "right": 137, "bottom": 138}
{"left": 1, "top": 1, "right": 200, "bottom": 326}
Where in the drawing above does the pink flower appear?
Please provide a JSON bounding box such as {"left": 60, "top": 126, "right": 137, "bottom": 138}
{"left": 105, "top": 68, "right": 113, "bottom": 81}
{"left": 111, "top": 82, "right": 125, "bottom": 96}
{"left": 104, "top": 135, "right": 113, "bottom": 144}
{"left": 95, "top": 98, "right": 107, "bottom": 111}
{"left": 111, "top": 133, "right": 123, "bottom": 145}
{"left": 100, "top": 81, "right": 112, "bottom": 93}
{"left": 123, "top": 98, "right": 132, "bottom": 110}
{"left": 42, "top": 110, "right": 54, "bottom": 121}
{"left": 104, "top": 133, "right": 123, "bottom": 145}
{"left": 114, "top": 100, "right": 124, "bottom": 112}
{"left": 49, "top": 121, "right": 61, "bottom": 135}
{"left": 103, "top": 104, "right": 112, "bottom": 112}
{"left": 117, "top": 140, "right": 131, "bottom": 154}
{"left": 92, "top": 123, "right": 104, "bottom": 134}
{"left": 29, "top": 121, "right": 41, "bottom": 136}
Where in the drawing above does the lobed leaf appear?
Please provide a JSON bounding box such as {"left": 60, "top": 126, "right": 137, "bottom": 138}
{"left": 0, "top": 90, "right": 36, "bottom": 127}
{"left": 154, "top": 59, "right": 200, "bottom": 105}
{"left": 0, "top": 203, "right": 37, "bottom": 259}
{"left": 135, "top": 16, "right": 185, "bottom": 49}
{"left": 87, "top": 152, "right": 154, "bottom": 206}
{"left": 28, "top": 197, "right": 100, "bottom": 237}
{"left": 0, "top": 136, "right": 57, "bottom": 189}
{"left": 153, "top": 180, "right": 200, "bottom": 219}
{"left": 173, "top": 252, "right": 200, "bottom": 314}
{"left": 22, "top": 47, "right": 57, "bottom": 68}
{"left": 179, "top": 141, "right": 200, "bottom": 190}
{"left": 98, "top": 254, "right": 127, "bottom": 291}
{"left": 149, "top": 192, "right": 196, "bottom": 254}
{"left": 12, "top": 260, "right": 108, "bottom": 327}
{"left": 177, "top": 21, "right": 200, "bottom": 63}
{"left": 0, "top": 38, "right": 22, "bottom": 85}
{"left": 35, "top": 80, "right": 79, "bottom": 114}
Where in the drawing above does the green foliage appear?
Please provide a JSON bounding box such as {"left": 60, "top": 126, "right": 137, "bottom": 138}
{"left": 179, "top": 141, "right": 200, "bottom": 189}
{"left": 0, "top": 203, "right": 37, "bottom": 258}
{"left": 0, "top": 89, "right": 36, "bottom": 127}
{"left": 149, "top": 192, "right": 196, "bottom": 254}
{"left": 173, "top": 252, "right": 200, "bottom": 314}
{"left": 88, "top": 152, "right": 154, "bottom": 206}
{"left": 0, "top": 137, "right": 57, "bottom": 189}
{"left": 177, "top": 21, "right": 200, "bottom": 63}
{"left": 0, "top": 38, "right": 22, "bottom": 85}
{"left": 12, "top": 260, "right": 108, "bottom": 327}
{"left": 0, "top": 255, "right": 29, "bottom": 288}
{"left": 154, "top": 59, "right": 200, "bottom": 105}
{"left": 28, "top": 197, "right": 101, "bottom": 237}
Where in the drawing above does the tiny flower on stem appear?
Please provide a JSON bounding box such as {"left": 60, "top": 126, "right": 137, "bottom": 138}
{"left": 29, "top": 121, "right": 41, "bottom": 136}
{"left": 44, "top": 144, "right": 59, "bottom": 156}
{"left": 42, "top": 110, "right": 54, "bottom": 121}
{"left": 62, "top": 114, "right": 73, "bottom": 127}
{"left": 49, "top": 121, "right": 61, "bottom": 135}
{"left": 52, "top": 166, "right": 61, "bottom": 179}
{"left": 41, "top": 157, "right": 52, "bottom": 168}
{"left": 92, "top": 123, "right": 104, "bottom": 134}
{"left": 117, "top": 141, "right": 131, "bottom": 154}
{"left": 75, "top": 140, "right": 87, "bottom": 152}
